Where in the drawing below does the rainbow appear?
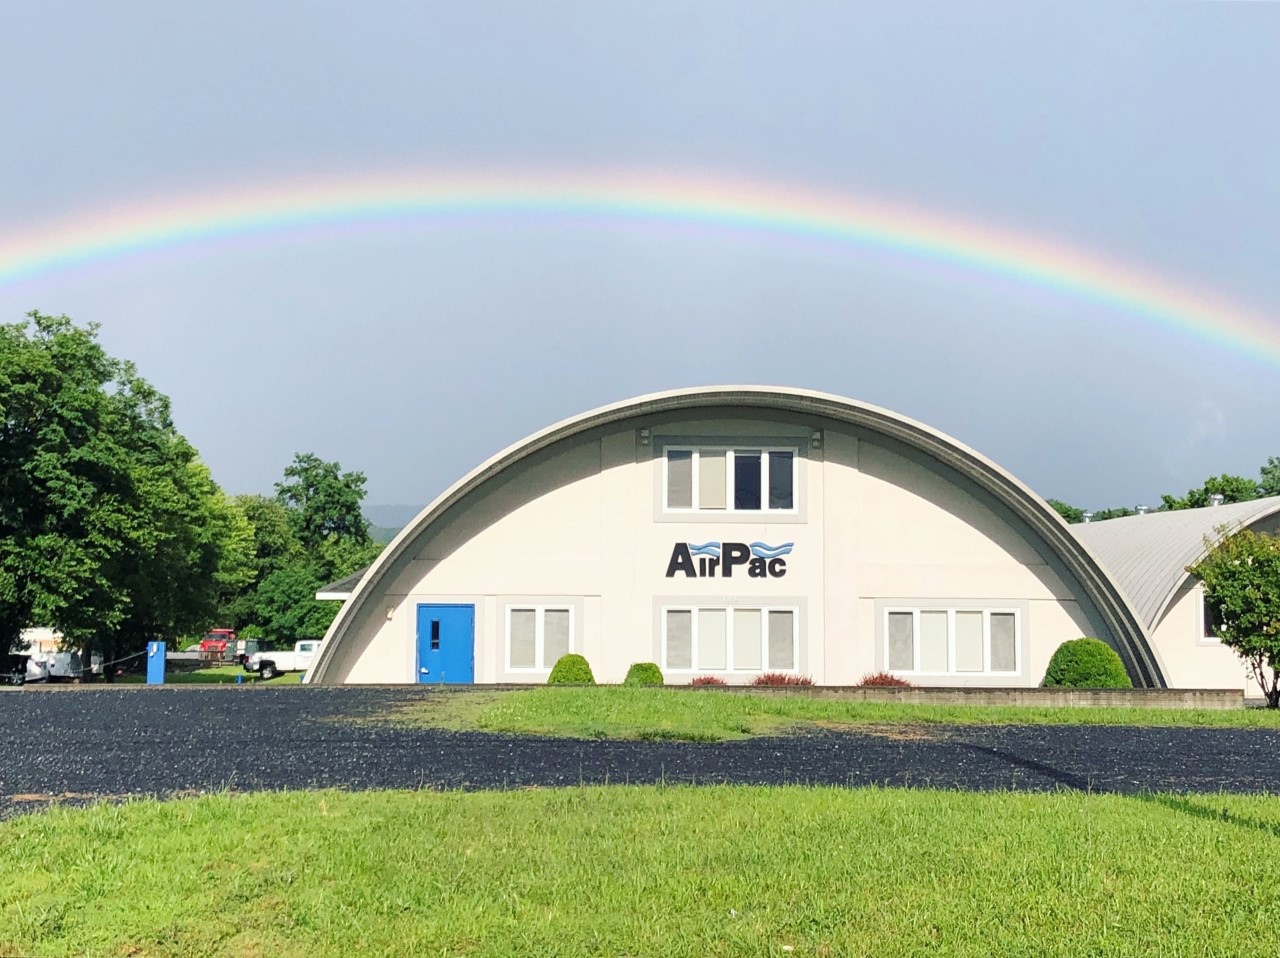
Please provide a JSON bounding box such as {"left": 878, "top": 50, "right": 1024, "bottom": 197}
{"left": 1, "top": 168, "right": 1276, "bottom": 363}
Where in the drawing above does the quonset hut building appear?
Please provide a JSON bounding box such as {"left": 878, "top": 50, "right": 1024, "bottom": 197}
{"left": 306, "top": 387, "right": 1276, "bottom": 692}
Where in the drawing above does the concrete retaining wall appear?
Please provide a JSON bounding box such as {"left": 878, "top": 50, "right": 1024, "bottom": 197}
{"left": 726, "top": 686, "right": 1246, "bottom": 709}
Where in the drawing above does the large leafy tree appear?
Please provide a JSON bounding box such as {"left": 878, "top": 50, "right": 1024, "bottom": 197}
{"left": 1047, "top": 499, "right": 1085, "bottom": 524}
{"left": 231, "top": 454, "right": 381, "bottom": 641}
{"left": 1190, "top": 529, "right": 1280, "bottom": 707}
{"left": 275, "top": 453, "right": 370, "bottom": 553}
{"left": 217, "top": 494, "right": 302, "bottom": 631}
{"left": 1161, "top": 475, "right": 1260, "bottom": 511}
{"left": 0, "top": 313, "right": 249, "bottom": 672}
{"left": 1258, "top": 457, "right": 1280, "bottom": 498}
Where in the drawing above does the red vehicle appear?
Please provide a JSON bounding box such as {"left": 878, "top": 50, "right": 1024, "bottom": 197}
{"left": 199, "top": 629, "right": 238, "bottom": 659}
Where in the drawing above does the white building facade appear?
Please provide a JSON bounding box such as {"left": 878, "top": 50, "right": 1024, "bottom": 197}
{"left": 308, "top": 387, "right": 1190, "bottom": 688}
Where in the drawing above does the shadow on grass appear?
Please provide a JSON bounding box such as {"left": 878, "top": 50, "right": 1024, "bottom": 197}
{"left": 1134, "top": 793, "right": 1280, "bottom": 839}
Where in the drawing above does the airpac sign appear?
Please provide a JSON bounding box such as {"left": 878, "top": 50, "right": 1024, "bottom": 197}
{"left": 666, "top": 541, "right": 792, "bottom": 579}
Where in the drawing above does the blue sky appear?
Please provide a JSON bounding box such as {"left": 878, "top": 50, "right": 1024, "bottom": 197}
{"left": 2, "top": 1, "right": 1277, "bottom": 510}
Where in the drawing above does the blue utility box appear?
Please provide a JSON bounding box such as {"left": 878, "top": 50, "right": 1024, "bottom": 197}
{"left": 146, "top": 641, "right": 166, "bottom": 685}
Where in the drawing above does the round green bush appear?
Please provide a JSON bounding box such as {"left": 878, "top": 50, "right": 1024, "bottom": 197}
{"left": 547, "top": 653, "right": 595, "bottom": 685}
{"left": 1042, "top": 638, "right": 1132, "bottom": 689}
{"left": 623, "top": 662, "right": 664, "bottom": 687}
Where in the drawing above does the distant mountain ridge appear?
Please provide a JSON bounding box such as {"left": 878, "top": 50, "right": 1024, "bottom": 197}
{"left": 364, "top": 504, "right": 424, "bottom": 544}
{"left": 363, "top": 504, "right": 423, "bottom": 529}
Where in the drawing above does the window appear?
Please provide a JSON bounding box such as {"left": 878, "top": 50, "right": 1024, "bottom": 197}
{"left": 884, "top": 608, "right": 1020, "bottom": 675}
{"left": 1201, "top": 591, "right": 1221, "bottom": 644}
{"left": 662, "top": 605, "right": 798, "bottom": 672}
{"left": 663, "top": 447, "right": 798, "bottom": 514}
{"left": 507, "top": 606, "right": 574, "bottom": 670}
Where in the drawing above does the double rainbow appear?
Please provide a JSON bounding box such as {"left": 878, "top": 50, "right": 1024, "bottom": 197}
{"left": 1, "top": 169, "right": 1275, "bottom": 363}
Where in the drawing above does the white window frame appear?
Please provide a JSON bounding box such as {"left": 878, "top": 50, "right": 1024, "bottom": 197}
{"left": 660, "top": 604, "right": 800, "bottom": 674}
{"left": 505, "top": 605, "right": 576, "bottom": 672}
{"left": 1198, "top": 587, "right": 1222, "bottom": 646}
{"left": 882, "top": 606, "right": 1021, "bottom": 676}
{"left": 662, "top": 445, "right": 800, "bottom": 515}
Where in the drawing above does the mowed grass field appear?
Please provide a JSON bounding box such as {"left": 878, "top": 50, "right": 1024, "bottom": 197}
{"left": 116, "top": 665, "right": 302, "bottom": 686}
{"left": 5, "top": 786, "right": 1280, "bottom": 957}
{"left": 381, "top": 686, "right": 1280, "bottom": 740}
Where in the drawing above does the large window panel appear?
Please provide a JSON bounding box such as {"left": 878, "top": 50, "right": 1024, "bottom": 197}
{"left": 954, "top": 611, "right": 984, "bottom": 672}
{"left": 767, "top": 610, "right": 795, "bottom": 670}
{"left": 887, "top": 612, "right": 915, "bottom": 671}
{"left": 666, "top": 451, "right": 693, "bottom": 509}
{"left": 733, "top": 609, "right": 762, "bottom": 670}
{"left": 990, "top": 613, "right": 1017, "bottom": 672}
{"left": 544, "top": 609, "right": 571, "bottom": 667}
{"left": 768, "top": 451, "right": 794, "bottom": 510}
{"left": 509, "top": 609, "right": 536, "bottom": 669}
{"left": 698, "top": 609, "right": 727, "bottom": 670}
{"left": 919, "top": 611, "right": 948, "bottom": 672}
{"left": 699, "top": 450, "right": 727, "bottom": 510}
{"left": 666, "top": 610, "right": 693, "bottom": 670}
{"left": 734, "top": 451, "right": 762, "bottom": 510}
{"left": 886, "top": 606, "right": 1021, "bottom": 676}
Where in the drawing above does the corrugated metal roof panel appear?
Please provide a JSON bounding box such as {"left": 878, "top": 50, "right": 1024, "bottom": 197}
{"left": 1071, "top": 496, "right": 1280, "bottom": 629}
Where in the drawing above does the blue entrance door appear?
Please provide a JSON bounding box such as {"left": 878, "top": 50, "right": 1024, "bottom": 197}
{"left": 416, "top": 604, "right": 475, "bottom": 684}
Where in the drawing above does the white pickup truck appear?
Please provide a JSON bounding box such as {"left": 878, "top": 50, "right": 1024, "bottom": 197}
{"left": 246, "top": 640, "right": 319, "bottom": 680}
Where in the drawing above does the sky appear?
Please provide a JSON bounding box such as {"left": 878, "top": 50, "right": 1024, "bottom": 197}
{"left": 2, "top": 1, "right": 1278, "bottom": 513}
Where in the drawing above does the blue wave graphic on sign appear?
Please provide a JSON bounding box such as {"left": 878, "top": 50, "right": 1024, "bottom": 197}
{"left": 688, "top": 542, "right": 722, "bottom": 558}
{"left": 750, "top": 541, "right": 794, "bottom": 559}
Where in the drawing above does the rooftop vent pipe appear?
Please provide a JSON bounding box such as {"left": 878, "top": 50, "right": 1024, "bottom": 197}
{"left": 1136, "top": 505, "right": 1150, "bottom": 515}
{"left": 1082, "top": 511, "right": 1094, "bottom": 523}
{"left": 1209, "top": 493, "right": 1225, "bottom": 507}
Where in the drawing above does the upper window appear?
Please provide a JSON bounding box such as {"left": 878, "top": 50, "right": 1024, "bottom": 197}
{"left": 664, "top": 447, "right": 797, "bottom": 514}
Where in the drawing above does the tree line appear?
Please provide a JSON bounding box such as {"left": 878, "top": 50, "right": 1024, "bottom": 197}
{"left": 1048, "top": 461, "right": 1280, "bottom": 524}
{"left": 0, "top": 313, "right": 380, "bottom": 675}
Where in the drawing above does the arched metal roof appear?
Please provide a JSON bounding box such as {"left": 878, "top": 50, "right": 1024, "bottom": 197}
{"left": 1071, "top": 496, "right": 1280, "bottom": 631}
{"left": 307, "top": 386, "right": 1163, "bottom": 686}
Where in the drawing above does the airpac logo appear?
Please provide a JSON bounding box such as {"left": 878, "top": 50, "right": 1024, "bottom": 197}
{"left": 665, "top": 541, "right": 793, "bottom": 579}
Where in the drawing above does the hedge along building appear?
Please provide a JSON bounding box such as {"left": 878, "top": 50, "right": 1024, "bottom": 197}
{"left": 306, "top": 386, "right": 1174, "bottom": 688}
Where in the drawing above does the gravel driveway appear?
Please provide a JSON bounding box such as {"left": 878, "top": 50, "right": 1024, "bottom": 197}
{"left": 3, "top": 686, "right": 1277, "bottom": 816}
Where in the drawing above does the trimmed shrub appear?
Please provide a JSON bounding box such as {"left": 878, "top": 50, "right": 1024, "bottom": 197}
{"left": 547, "top": 653, "right": 596, "bottom": 685}
{"left": 690, "top": 675, "right": 727, "bottom": 687}
{"left": 857, "top": 671, "right": 915, "bottom": 688}
{"left": 751, "top": 672, "right": 815, "bottom": 687}
{"left": 623, "top": 662, "right": 664, "bottom": 687}
{"left": 1042, "top": 638, "right": 1132, "bottom": 689}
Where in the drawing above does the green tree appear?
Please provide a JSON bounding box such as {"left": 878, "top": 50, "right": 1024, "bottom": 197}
{"left": 1090, "top": 507, "right": 1138, "bottom": 521}
{"left": 1047, "top": 499, "right": 1085, "bottom": 524}
{"left": 275, "top": 453, "right": 370, "bottom": 552}
{"left": 0, "top": 313, "right": 246, "bottom": 673}
{"left": 1190, "top": 529, "right": 1280, "bottom": 707}
{"left": 1161, "top": 475, "right": 1260, "bottom": 511}
{"left": 1259, "top": 457, "right": 1280, "bottom": 498}
{"left": 238, "top": 455, "right": 382, "bottom": 641}
{"left": 217, "top": 494, "right": 301, "bottom": 630}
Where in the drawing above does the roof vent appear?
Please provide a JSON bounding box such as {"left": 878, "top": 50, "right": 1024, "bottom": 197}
{"left": 1209, "top": 493, "right": 1225, "bottom": 507}
{"left": 1082, "top": 511, "right": 1094, "bottom": 523}
{"left": 1136, "top": 505, "right": 1150, "bottom": 515}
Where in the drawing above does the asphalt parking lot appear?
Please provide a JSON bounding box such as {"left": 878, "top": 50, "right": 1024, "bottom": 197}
{"left": 3, "top": 686, "right": 1278, "bottom": 816}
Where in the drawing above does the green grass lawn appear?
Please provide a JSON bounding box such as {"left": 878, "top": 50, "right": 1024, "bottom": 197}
{"left": 116, "top": 664, "right": 302, "bottom": 686}
{"left": 380, "top": 686, "right": 1280, "bottom": 741}
{"left": 4, "top": 787, "right": 1280, "bottom": 957}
